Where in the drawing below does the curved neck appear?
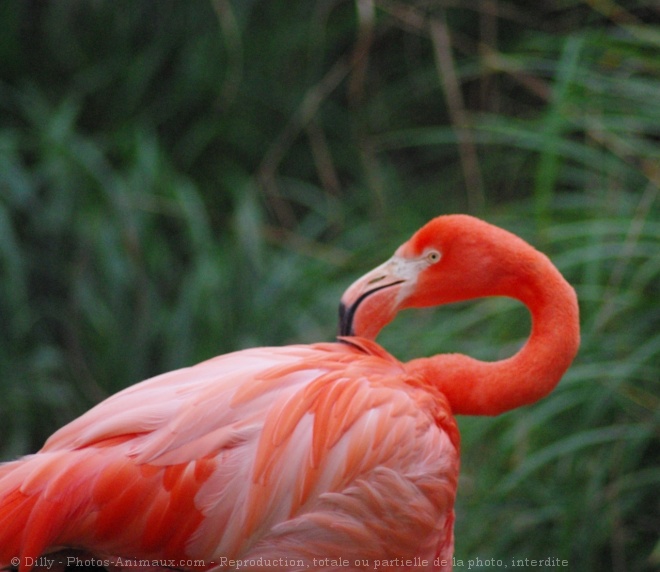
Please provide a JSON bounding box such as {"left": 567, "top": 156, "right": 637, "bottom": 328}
{"left": 406, "top": 255, "right": 580, "bottom": 416}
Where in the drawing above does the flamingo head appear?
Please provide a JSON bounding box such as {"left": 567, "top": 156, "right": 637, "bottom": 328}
{"left": 339, "top": 214, "right": 531, "bottom": 340}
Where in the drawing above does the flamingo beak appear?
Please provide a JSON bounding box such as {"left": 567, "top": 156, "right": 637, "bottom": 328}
{"left": 338, "top": 257, "right": 409, "bottom": 339}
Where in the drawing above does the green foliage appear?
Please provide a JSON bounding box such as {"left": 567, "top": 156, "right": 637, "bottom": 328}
{"left": 1, "top": 1, "right": 658, "bottom": 571}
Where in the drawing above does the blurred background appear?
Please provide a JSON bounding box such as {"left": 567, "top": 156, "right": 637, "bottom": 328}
{"left": 1, "top": 1, "right": 658, "bottom": 570}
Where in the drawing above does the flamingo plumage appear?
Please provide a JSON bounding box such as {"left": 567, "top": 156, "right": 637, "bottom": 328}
{"left": 0, "top": 215, "right": 579, "bottom": 572}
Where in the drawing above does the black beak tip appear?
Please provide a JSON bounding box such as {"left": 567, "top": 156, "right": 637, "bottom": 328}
{"left": 338, "top": 301, "right": 354, "bottom": 337}
{"left": 337, "top": 280, "right": 404, "bottom": 339}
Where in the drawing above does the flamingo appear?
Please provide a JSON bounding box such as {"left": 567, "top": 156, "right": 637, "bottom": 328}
{"left": 0, "top": 215, "right": 579, "bottom": 572}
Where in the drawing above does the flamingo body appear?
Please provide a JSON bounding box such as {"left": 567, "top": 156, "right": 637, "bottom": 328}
{"left": 1, "top": 340, "right": 458, "bottom": 571}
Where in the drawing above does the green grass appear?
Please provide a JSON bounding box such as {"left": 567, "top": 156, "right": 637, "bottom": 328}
{"left": 1, "top": 1, "right": 659, "bottom": 570}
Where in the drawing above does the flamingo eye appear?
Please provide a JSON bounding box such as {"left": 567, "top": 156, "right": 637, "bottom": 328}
{"left": 426, "top": 250, "right": 441, "bottom": 264}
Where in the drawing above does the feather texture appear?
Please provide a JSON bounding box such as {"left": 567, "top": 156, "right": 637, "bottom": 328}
{"left": 0, "top": 341, "right": 459, "bottom": 571}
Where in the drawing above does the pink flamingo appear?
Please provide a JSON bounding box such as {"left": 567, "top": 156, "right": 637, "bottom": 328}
{"left": 0, "top": 215, "right": 579, "bottom": 571}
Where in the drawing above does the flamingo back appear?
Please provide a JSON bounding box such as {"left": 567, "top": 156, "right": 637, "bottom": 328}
{"left": 0, "top": 341, "right": 459, "bottom": 571}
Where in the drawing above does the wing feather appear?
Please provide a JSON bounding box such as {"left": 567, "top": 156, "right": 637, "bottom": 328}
{"left": 1, "top": 341, "right": 459, "bottom": 569}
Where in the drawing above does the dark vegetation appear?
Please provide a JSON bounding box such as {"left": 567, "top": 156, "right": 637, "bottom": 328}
{"left": 1, "top": 1, "right": 658, "bottom": 570}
